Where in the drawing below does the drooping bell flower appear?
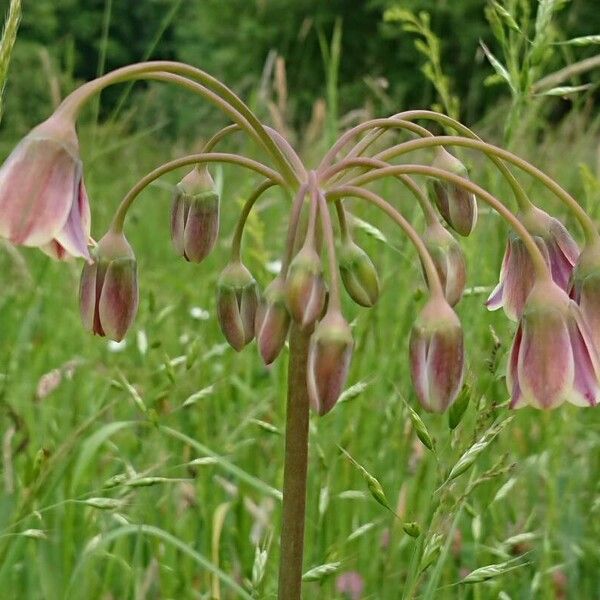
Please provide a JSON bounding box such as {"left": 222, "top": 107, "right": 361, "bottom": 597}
{"left": 422, "top": 220, "right": 467, "bottom": 307}
{"left": 570, "top": 241, "right": 600, "bottom": 351}
{"left": 507, "top": 279, "right": 599, "bottom": 409}
{"left": 430, "top": 148, "right": 477, "bottom": 237}
{"left": 216, "top": 261, "right": 259, "bottom": 351}
{"left": 486, "top": 206, "right": 579, "bottom": 321}
{"left": 307, "top": 309, "right": 354, "bottom": 416}
{"left": 255, "top": 276, "right": 290, "bottom": 365}
{"left": 0, "top": 112, "right": 91, "bottom": 260}
{"left": 409, "top": 295, "right": 465, "bottom": 413}
{"left": 338, "top": 239, "right": 380, "bottom": 307}
{"left": 79, "top": 230, "right": 139, "bottom": 341}
{"left": 170, "top": 165, "right": 220, "bottom": 262}
{"left": 285, "top": 246, "right": 326, "bottom": 329}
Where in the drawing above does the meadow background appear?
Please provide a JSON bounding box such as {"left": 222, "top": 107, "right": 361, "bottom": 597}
{"left": 0, "top": 1, "right": 600, "bottom": 598}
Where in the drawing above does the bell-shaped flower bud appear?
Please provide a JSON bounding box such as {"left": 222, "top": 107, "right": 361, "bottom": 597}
{"left": 307, "top": 309, "right": 354, "bottom": 416}
{"left": 486, "top": 206, "right": 579, "bottom": 321}
{"left": 338, "top": 240, "right": 380, "bottom": 307}
{"left": 507, "top": 279, "right": 600, "bottom": 409}
{"left": 255, "top": 276, "right": 291, "bottom": 365}
{"left": 422, "top": 221, "right": 467, "bottom": 307}
{"left": 216, "top": 261, "right": 259, "bottom": 351}
{"left": 570, "top": 241, "right": 600, "bottom": 352}
{"left": 79, "top": 230, "right": 138, "bottom": 341}
{"left": 430, "top": 148, "right": 477, "bottom": 237}
{"left": 409, "top": 295, "right": 466, "bottom": 413}
{"left": 0, "top": 112, "right": 91, "bottom": 260}
{"left": 285, "top": 246, "right": 326, "bottom": 329}
{"left": 170, "top": 166, "right": 220, "bottom": 263}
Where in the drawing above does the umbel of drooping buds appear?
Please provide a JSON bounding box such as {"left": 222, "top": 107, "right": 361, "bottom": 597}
{"left": 285, "top": 246, "right": 326, "bottom": 329}
{"left": 216, "top": 261, "right": 259, "bottom": 351}
{"left": 486, "top": 205, "right": 579, "bottom": 321}
{"left": 422, "top": 220, "right": 467, "bottom": 307}
{"left": 409, "top": 295, "right": 466, "bottom": 413}
{"left": 0, "top": 112, "right": 91, "bottom": 260}
{"left": 430, "top": 148, "right": 477, "bottom": 237}
{"left": 79, "top": 230, "right": 139, "bottom": 341}
{"left": 170, "top": 166, "right": 220, "bottom": 263}
{"left": 255, "top": 276, "right": 291, "bottom": 365}
{"left": 338, "top": 239, "right": 380, "bottom": 307}
{"left": 570, "top": 241, "right": 600, "bottom": 351}
{"left": 508, "top": 279, "right": 599, "bottom": 409}
{"left": 307, "top": 309, "right": 354, "bottom": 416}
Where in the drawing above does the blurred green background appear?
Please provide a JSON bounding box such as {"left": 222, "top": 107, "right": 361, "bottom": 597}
{"left": 0, "top": 1, "right": 600, "bottom": 599}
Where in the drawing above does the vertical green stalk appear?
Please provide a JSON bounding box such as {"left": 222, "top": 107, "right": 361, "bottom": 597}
{"left": 0, "top": 0, "right": 21, "bottom": 121}
{"left": 277, "top": 324, "right": 312, "bottom": 600}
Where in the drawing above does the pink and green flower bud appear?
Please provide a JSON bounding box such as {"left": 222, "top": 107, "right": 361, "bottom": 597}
{"left": 0, "top": 112, "right": 91, "bottom": 260}
{"left": 255, "top": 276, "right": 290, "bottom": 365}
{"left": 285, "top": 246, "right": 326, "bottom": 329}
{"left": 216, "top": 261, "right": 259, "bottom": 351}
{"left": 570, "top": 241, "right": 600, "bottom": 351}
{"left": 307, "top": 310, "right": 354, "bottom": 416}
{"left": 486, "top": 206, "right": 579, "bottom": 321}
{"left": 170, "top": 166, "right": 220, "bottom": 263}
{"left": 409, "top": 296, "right": 465, "bottom": 413}
{"left": 507, "top": 279, "right": 600, "bottom": 409}
{"left": 430, "top": 148, "right": 477, "bottom": 237}
{"left": 79, "top": 230, "right": 138, "bottom": 341}
{"left": 338, "top": 240, "right": 380, "bottom": 307}
{"left": 422, "top": 221, "right": 467, "bottom": 307}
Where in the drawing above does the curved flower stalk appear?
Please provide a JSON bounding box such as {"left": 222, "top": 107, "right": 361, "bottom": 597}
{"left": 2, "top": 57, "right": 600, "bottom": 600}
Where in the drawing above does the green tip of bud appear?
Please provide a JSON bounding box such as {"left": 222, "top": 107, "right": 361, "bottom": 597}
{"left": 339, "top": 240, "right": 380, "bottom": 307}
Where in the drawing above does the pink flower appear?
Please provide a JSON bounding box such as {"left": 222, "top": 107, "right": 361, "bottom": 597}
{"left": 422, "top": 221, "right": 467, "bottom": 307}
{"left": 79, "top": 231, "right": 138, "bottom": 341}
{"left": 486, "top": 206, "right": 579, "bottom": 321}
{"left": 336, "top": 571, "right": 364, "bottom": 600}
{"left": 255, "top": 276, "right": 290, "bottom": 365}
{"left": 0, "top": 113, "right": 90, "bottom": 260}
{"left": 507, "top": 279, "right": 599, "bottom": 409}
{"left": 409, "top": 295, "right": 465, "bottom": 413}
{"left": 307, "top": 309, "right": 353, "bottom": 416}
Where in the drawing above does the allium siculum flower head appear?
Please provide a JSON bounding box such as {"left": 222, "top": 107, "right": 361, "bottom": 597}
{"left": 486, "top": 205, "right": 579, "bottom": 321}
{"left": 409, "top": 295, "right": 465, "bottom": 413}
{"left": 170, "top": 166, "right": 220, "bottom": 262}
{"left": 507, "top": 279, "right": 600, "bottom": 409}
{"left": 422, "top": 220, "right": 467, "bottom": 307}
{"left": 79, "top": 230, "right": 139, "bottom": 341}
{"left": 570, "top": 240, "right": 600, "bottom": 351}
{"left": 285, "top": 246, "right": 326, "bottom": 329}
{"left": 430, "top": 148, "right": 477, "bottom": 237}
{"left": 255, "top": 276, "right": 291, "bottom": 365}
{"left": 307, "top": 309, "right": 354, "bottom": 416}
{"left": 0, "top": 112, "right": 91, "bottom": 260}
{"left": 338, "top": 239, "right": 380, "bottom": 307}
{"left": 216, "top": 261, "right": 259, "bottom": 351}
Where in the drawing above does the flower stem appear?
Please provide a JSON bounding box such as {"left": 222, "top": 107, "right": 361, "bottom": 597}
{"left": 277, "top": 323, "right": 312, "bottom": 600}
{"left": 326, "top": 185, "right": 447, "bottom": 300}
{"left": 110, "top": 152, "right": 285, "bottom": 233}
{"left": 230, "top": 180, "right": 276, "bottom": 260}
{"left": 56, "top": 60, "right": 298, "bottom": 185}
{"left": 317, "top": 188, "right": 342, "bottom": 312}
{"left": 372, "top": 134, "right": 598, "bottom": 243}
{"left": 336, "top": 164, "right": 551, "bottom": 280}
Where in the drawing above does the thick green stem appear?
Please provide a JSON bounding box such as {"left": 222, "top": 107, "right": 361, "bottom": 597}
{"left": 277, "top": 324, "right": 312, "bottom": 600}
{"left": 110, "top": 152, "right": 284, "bottom": 233}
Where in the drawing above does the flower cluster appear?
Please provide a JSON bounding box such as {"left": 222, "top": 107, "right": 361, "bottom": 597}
{"left": 0, "top": 62, "right": 599, "bottom": 416}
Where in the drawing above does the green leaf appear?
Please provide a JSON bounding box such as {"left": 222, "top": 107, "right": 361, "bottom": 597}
{"left": 562, "top": 35, "right": 600, "bottom": 46}
{"left": 302, "top": 562, "right": 341, "bottom": 582}
{"left": 479, "top": 41, "right": 516, "bottom": 93}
